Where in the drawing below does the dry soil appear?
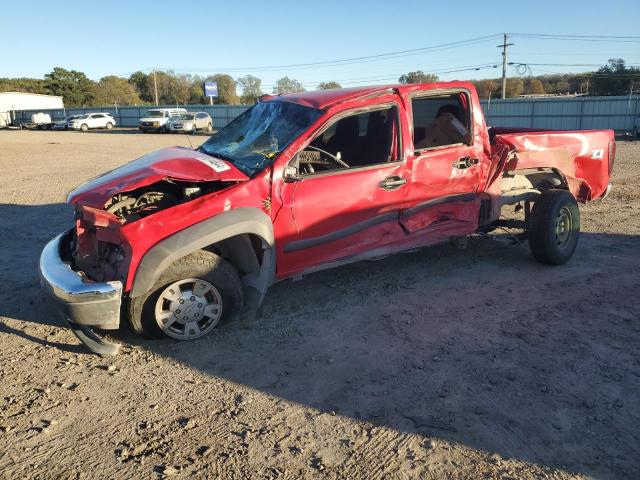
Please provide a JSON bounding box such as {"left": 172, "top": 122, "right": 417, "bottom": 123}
{"left": 0, "top": 129, "right": 639, "bottom": 479}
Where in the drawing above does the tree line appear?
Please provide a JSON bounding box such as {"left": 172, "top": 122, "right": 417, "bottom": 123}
{"left": 0, "top": 59, "right": 637, "bottom": 107}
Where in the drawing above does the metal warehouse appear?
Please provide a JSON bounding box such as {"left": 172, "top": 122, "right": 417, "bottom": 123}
{"left": 0, "top": 92, "right": 64, "bottom": 127}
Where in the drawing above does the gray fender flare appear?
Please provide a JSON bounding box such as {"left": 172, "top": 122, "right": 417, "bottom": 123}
{"left": 129, "top": 207, "right": 275, "bottom": 307}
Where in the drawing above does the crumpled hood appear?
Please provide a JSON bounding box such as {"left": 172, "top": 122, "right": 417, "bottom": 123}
{"left": 67, "top": 146, "right": 249, "bottom": 208}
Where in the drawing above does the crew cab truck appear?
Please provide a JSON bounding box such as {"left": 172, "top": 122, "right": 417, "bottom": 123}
{"left": 39, "top": 82, "right": 614, "bottom": 354}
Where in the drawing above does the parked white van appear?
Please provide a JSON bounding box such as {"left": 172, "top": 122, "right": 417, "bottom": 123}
{"left": 139, "top": 108, "right": 187, "bottom": 133}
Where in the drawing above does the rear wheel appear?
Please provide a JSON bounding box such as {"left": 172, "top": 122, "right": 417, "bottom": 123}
{"left": 191, "top": 124, "right": 197, "bottom": 135}
{"left": 105, "top": 122, "right": 114, "bottom": 130}
{"left": 528, "top": 189, "right": 580, "bottom": 265}
{"left": 128, "top": 250, "right": 244, "bottom": 340}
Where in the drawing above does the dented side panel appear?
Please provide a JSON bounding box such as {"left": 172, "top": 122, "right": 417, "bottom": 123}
{"left": 491, "top": 130, "right": 614, "bottom": 201}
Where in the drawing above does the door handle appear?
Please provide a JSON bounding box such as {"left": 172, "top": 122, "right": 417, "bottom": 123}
{"left": 379, "top": 175, "right": 407, "bottom": 190}
{"left": 453, "top": 157, "right": 479, "bottom": 169}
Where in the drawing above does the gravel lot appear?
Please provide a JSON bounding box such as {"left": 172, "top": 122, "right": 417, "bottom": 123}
{"left": 0, "top": 129, "right": 639, "bottom": 479}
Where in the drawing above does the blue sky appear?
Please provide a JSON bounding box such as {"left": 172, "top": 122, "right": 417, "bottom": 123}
{"left": 3, "top": 0, "right": 639, "bottom": 91}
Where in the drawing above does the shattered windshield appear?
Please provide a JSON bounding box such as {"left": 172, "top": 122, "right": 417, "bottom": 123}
{"left": 200, "top": 101, "right": 322, "bottom": 177}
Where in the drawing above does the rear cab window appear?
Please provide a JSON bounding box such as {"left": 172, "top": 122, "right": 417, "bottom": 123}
{"left": 411, "top": 92, "right": 472, "bottom": 151}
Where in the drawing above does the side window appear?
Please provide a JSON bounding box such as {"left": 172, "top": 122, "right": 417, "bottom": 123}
{"left": 92, "top": 114, "right": 103, "bottom": 119}
{"left": 412, "top": 93, "right": 471, "bottom": 150}
{"left": 296, "top": 106, "right": 400, "bottom": 175}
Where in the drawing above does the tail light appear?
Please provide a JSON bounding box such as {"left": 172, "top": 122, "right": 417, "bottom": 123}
{"left": 608, "top": 140, "right": 616, "bottom": 175}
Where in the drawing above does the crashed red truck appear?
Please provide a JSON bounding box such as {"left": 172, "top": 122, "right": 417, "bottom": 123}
{"left": 39, "top": 82, "right": 614, "bottom": 354}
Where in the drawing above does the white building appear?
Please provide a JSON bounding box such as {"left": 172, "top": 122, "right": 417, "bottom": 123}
{"left": 0, "top": 92, "right": 64, "bottom": 127}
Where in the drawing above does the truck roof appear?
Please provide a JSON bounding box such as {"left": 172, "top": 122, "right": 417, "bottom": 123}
{"left": 270, "top": 81, "right": 476, "bottom": 109}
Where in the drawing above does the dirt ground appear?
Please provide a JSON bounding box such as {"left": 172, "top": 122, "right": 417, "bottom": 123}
{"left": 0, "top": 129, "right": 638, "bottom": 480}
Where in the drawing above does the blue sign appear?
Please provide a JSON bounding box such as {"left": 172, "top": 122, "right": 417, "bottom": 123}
{"left": 204, "top": 81, "right": 218, "bottom": 97}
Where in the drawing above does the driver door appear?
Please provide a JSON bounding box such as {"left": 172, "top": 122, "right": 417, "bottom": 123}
{"left": 275, "top": 104, "right": 409, "bottom": 277}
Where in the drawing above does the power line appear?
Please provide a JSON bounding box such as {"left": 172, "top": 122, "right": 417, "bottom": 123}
{"left": 154, "top": 34, "right": 503, "bottom": 73}
{"left": 511, "top": 62, "right": 640, "bottom": 67}
{"left": 510, "top": 33, "right": 640, "bottom": 43}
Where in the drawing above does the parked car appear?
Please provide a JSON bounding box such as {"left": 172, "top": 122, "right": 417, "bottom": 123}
{"left": 39, "top": 81, "right": 615, "bottom": 354}
{"left": 168, "top": 112, "right": 213, "bottom": 134}
{"left": 53, "top": 115, "right": 82, "bottom": 130}
{"left": 69, "top": 113, "right": 116, "bottom": 132}
{"left": 138, "top": 108, "right": 187, "bottom": 133}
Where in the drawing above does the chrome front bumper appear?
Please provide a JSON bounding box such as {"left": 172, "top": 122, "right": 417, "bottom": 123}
{"left": 39, "top": 231, "right": 122, "bottom": 330}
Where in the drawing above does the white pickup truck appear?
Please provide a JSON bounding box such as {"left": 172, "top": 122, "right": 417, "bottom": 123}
{"left": 138, "top": 108, "right": 187, "bottom": 133}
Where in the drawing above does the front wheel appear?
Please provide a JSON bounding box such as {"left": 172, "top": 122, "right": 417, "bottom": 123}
{"left": 80, "top": 123, "right": 89, "bottom": 132}
{"left": 206, "top": 122, "right": 212, "bottom": 133}
{"left": 528, "top": 189, "right": 580, "bottom": 265}
{"left": 128, "top": 250, "right": 244, "bottom": 340}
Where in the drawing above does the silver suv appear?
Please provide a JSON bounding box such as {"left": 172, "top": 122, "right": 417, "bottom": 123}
{"left": 168, "top": 112, "right": 213, "bottom": 134}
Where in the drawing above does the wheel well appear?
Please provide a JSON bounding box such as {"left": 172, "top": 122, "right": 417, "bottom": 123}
{"left": 204, "top": 233, "right": 265, "bottom": 279}
{"left": 503, "top": 168, "right": 569, "bottom": 195}
{"left": 482, "top": 168, "right": 571, "bottom": 226}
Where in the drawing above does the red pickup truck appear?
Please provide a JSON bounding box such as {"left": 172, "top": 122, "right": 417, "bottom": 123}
{"left": 39, "top": 82, "right": 614, "bottom": 354}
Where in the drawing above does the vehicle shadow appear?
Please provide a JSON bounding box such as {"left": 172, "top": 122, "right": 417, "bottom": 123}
{"left": 2, "top": 201, "right": 639, "bottom": 479}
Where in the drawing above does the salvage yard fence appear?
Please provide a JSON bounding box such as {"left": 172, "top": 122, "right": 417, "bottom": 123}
{"left": 8, "top": 105, "right": 251, "bottom": 129}
{"left": 6, "top": 95, "right": 640, "bottom": 132}
{"left": 480, "top": 95, "right": 640, "bottom": 131}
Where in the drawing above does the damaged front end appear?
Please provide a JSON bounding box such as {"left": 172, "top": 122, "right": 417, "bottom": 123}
{"left": 40, "top": 147, "right": 251, "bottom": 354}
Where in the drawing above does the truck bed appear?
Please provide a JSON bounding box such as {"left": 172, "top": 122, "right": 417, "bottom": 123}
{"left": 488, "top": 128, "right": 615, "bottom": 202}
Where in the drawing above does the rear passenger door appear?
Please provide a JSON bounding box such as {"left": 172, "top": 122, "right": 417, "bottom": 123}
{"left": 400, "top": 89, "right": 484, "bottom": 234}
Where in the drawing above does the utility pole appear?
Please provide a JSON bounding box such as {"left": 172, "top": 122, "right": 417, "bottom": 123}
{"left": 498, "top": 33, "right": 514, "bottom": 99}
{"left": 152, "top": 68, "right": 159, "bottom": 106}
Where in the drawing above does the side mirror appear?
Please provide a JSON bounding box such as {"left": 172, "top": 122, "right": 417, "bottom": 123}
{"left": 283, "top": 165, "right": 301, "bottom": 183}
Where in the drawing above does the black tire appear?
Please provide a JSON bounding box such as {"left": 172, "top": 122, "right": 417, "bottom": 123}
{"left": 80, "top": 123, "right": 88, "bottom": 132}
{"left": 191, "top": 124, "right": 197, "bottom": 135}
{"left": 206, "top": 122, "right": 212, "bottom": 133}
{"left": 528, "top": 189, "right": 580, "bottom": 265}
{"left": 128, "top": 250, "right": 244, "bottom": 339}
{"left": 105, "top": 122, "right": 114, "bottom": 130}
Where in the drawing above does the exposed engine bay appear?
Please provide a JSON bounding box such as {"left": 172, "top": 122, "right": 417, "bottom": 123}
{"left": 70, "top": 179, "right": 237, "bottom": 282}
{"left": 104, "top": 179, "right": 233, "bottom": 222}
